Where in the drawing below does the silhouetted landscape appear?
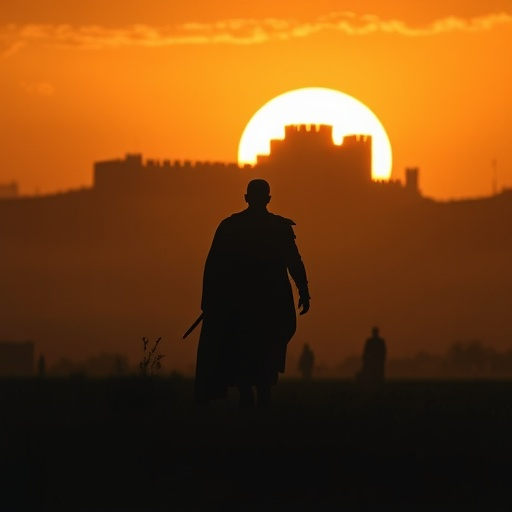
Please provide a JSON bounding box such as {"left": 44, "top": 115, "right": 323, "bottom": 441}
{"left": 1, "top": 125, "right": 511, "bottom": 373}
{"left": 1, "top": 377, "right": 511, "bottom": 510}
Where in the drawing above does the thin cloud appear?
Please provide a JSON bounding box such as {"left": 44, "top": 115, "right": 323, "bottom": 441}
{"left": 1, "top": 40, "right": 26, "bottom": 58}
{"left": 1, "top": 12, "right": 511, "bottom": 56}
{"left": 20, "top": 81, "right": 56, "bottom": 96}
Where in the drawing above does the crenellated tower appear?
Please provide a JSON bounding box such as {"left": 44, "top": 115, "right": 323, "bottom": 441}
{"left": 256, "top": 124, "right": 372, "bottom": 188}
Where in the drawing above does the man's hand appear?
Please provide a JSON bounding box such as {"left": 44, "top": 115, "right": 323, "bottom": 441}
{"left": 298, "top": 295, "right": 310, "bottom": 316}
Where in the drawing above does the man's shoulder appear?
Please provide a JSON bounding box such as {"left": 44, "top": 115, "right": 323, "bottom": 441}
{"left": 219, "top": 211, "right": 245, "bottom": 227}
{"left": 215, "top": 212, "right": 246, "bottom": 233}
{"left": 269, "top": 214, "right": 297, "bottom": 240}
{"left": 269, "top": 213, "right": 296, "bottom": 226}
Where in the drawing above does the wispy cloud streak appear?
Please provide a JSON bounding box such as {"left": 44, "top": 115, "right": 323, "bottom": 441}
{"left": 20, "top": 80, "right": 55, "bottom": 96}
{"left": 1, "top": 12, "right": 511, "bottom": 57}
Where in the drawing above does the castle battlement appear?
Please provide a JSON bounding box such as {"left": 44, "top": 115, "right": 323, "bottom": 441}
{"left": 257, "top": 124, "right": 373, "bottom": 187}
{"left": 341, "top": 134, "right": 371, "bottom": 145}
{"left": 284, "top": 123, "right": 333, "bottom": 138}
{"left": 95, "top": 154, "right": 243, "bottom": 172}
{"left": 93, "top": 154, "right": 250, "bottom": 193}
{"left": 92, "top": 125, "right": 419, "bottom": 197}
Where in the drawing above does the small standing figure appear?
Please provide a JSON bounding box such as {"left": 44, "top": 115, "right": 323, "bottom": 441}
{"left": 298, "top": 343, "right": 315, "bottom": 380}
{"left": 356, "top": 327, "right": 387, "bottom": 386}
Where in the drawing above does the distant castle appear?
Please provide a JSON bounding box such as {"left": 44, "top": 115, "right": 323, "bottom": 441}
{"left": 93, "top": 124, "right": 420, "bottom": 196}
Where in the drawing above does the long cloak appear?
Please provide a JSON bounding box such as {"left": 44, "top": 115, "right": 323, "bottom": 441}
{"left": 194, "top": 208, "right": 308, "bottom": 402}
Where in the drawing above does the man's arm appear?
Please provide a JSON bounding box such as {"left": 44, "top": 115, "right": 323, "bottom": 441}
{"left": 285, "top": 225, "right": 310, "bottom": 315}
{"left": 289, "top": 258, "right": 310, "bottom": 315}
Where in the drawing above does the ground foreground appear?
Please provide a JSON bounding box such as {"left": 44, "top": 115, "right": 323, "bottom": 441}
{"left": 0, "top": 378, "right": 510, "bottom": 511}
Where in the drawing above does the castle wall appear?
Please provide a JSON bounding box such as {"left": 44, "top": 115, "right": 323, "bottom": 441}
{"left": 93, "top": 154, "right": 244, "bottom": 194}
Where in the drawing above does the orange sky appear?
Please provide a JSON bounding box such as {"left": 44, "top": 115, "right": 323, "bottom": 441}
{"left": 1, "top": 0, "right": 511, "bottom": 199}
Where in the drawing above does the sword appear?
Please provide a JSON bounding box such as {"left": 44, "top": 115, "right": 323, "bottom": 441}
{"left": 182, "top": 313, "right": 204, "bottom": 339}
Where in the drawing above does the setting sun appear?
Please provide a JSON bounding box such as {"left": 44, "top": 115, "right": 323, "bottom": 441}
{"left": 238, "top": 88, "right": 393, "bottom": 180}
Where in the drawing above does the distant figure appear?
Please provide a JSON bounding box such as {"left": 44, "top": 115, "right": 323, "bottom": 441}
{"left": 356, "top": 327, "right": 387, "bottom": 386}
{"left": 195, "top": 179, "right": 310, "bottom": 408}
{"left": 37, "top": 353, "right": 45, "bottom": 378}
{"left": 298, "top": 343, "right": 315, "bottom": 380}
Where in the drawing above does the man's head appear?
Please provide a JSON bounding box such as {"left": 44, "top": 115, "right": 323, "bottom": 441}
{"left": 372, "top": 326, "right": 380, "bottom": 337}
{"left": 245, "top": 179, "right": 271, "bottom": 208}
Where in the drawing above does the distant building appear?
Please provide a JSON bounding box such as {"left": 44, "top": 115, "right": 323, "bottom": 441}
{"left": 92, "top": 124, "right": 422, "bottom": 199}
{"left": 0, "top": 341, "right": 34, "bottom": 376}
{"left": 405, "top": 167, "right": 420, "bottom": 195}
{"left": 257, "top": 124, "right": 373, "bottom": 188}
{"left": 49, "top": 353, "right": 130, "bottom": 377}
{"left": 93, "top": 153, "right": 243, "bottom": 194}
{"left": 0, "top": 182, "right": 19, "bottom": 200}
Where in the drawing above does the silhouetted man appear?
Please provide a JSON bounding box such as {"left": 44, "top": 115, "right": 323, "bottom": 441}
{"left": 298, "top": 343, "right": 315, "bottom": 380}
{"left": 195, "top": 179, "right": 310, "bottom": 407}
{"left": 356, "top": 326, "right": 387, "bottom": 386}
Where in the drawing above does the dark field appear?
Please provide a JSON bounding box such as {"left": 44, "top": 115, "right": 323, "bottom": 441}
{"left": 1, "top": 378, "right": 511, "bottom": 511}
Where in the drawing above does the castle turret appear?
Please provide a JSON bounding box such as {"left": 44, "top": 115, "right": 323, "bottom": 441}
{"left": 405, "top": 167, "right": 420, "bottom": 194}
